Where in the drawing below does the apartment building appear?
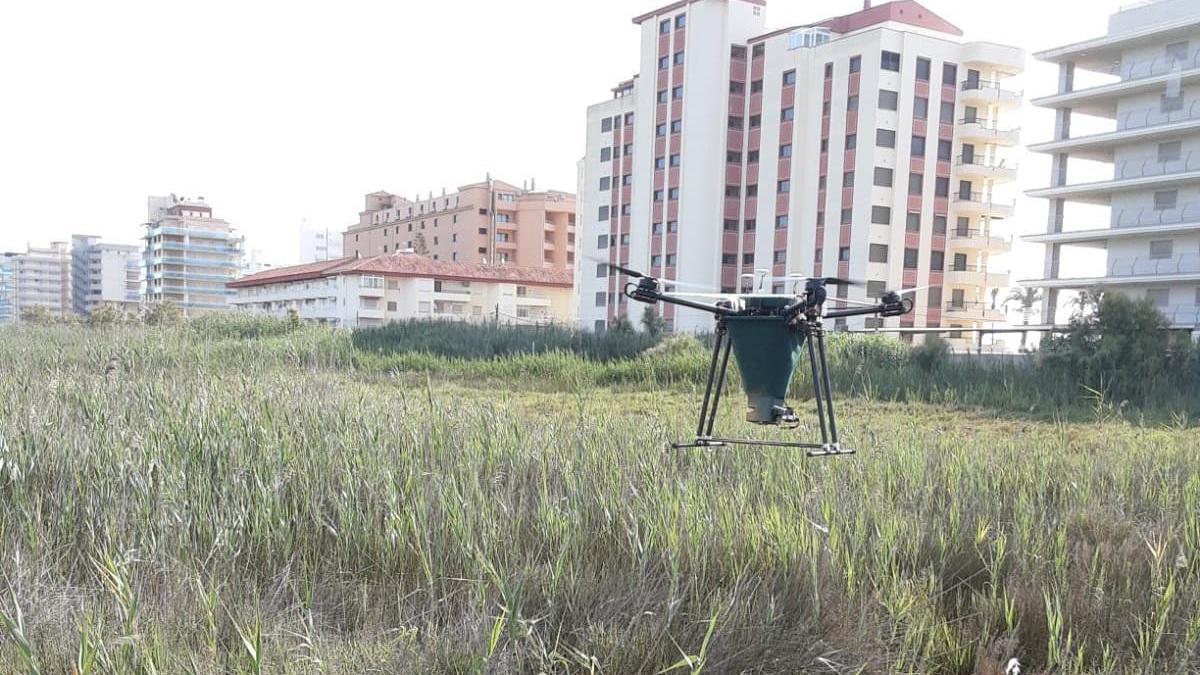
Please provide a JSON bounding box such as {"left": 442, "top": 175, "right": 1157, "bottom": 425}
{"left": 228, "top": 252, "right": 574, "bottom": 328}
{"left": 6, "top": 242, "right": 72, "bottom": 319}
{"left": 577, "top": 0, "right": 1022, "bottom": 344}
{"left": 342, "top": 179, "right": 577, "bottom": 270}
{"left": 0, "top": 256, "right": 15, "bottom": 323}
{"left": 71, "top": 235, "right": 140, "bottom": 315}
{"left": 142, "top": 195, "right": 243, "bottom": 313}
{"left": 299, "top": 224, "right": 343, "bottom": 262}
{"left": 1023, "top": 0, "right": 1200, "bottom": 330}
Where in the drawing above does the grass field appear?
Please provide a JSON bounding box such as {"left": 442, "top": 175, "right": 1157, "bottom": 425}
{"left": 1, "top": 321, "right": 1198, "bottom": 674}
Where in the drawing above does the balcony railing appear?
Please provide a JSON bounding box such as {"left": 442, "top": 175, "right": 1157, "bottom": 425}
{"left": 948, "top": 263, "right": 1003, "bottom": 273}
{"left": 1118, "top": 99, "right": 1200, "bottom": 132}
{"left": 1111, "top": 47, "right": 1200, "bottom": 82}
{"left": 953, "top": 192, "right": 1016, "bottom": 210}
{"left": 944, "top": 301, "right": 999, "bottom": 312}
{"left": 1150, "top": 304, "right": 1200, "bottom": 326}
{"left": 960, "top": 79, "right": 1023, "bottom": 99}
{"left": 1107, "top": 253, "right": 1200, "bottom": 277}
{"left": 1112, "top": 201, "right": 1200, "bottom": 228}
{"left": 1115, "top": 150, "right": 1200, "bottom": 180}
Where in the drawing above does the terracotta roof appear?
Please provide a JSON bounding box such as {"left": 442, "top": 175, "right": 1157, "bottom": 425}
{"left": 808, "top": 1, "right": 961, "bottom": 37}
{"left": 228, "top": 252, "right": 573, "bottom": 289}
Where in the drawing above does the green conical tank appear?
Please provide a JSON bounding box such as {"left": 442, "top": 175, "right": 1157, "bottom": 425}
{"left": 723, "top": 297, "right": 807, "bottom": 424}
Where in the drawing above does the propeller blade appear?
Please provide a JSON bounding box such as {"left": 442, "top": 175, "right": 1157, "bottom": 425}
{"left": 584, "top": 255, "right": 647, "bottom": 279}
{"left": 896, "top": 284, "right": 941, "bottom": 296}
{"left": 660, "top": 279, "right": 717, "bottom": 291}
{"left": 829, "top": 297, "right": 878, "bottom": 307}
{"left": 821, "top": 277, "right": 864, "bottom": 286}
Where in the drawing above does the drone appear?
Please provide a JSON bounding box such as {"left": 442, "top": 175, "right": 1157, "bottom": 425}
{"left": 611, "top": 263, "right": 916, "bottom": 457}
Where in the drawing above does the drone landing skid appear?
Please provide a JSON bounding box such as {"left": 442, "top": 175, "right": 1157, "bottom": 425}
{"left": 671, "top": 437, "right": 855, "bottom": 458}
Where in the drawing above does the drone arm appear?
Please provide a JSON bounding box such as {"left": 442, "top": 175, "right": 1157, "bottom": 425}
{"left": 624, "top": 281, "right": 738, "bottom": 316}
{"left": 823, "top": 296, "right": 912, "bottom": 320}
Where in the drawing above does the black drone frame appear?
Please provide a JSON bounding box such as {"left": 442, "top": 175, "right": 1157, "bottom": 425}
{"left": 622, "top": 269, "right": 911, "bottom": 457}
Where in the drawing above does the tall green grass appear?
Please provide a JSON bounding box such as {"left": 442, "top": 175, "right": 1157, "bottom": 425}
{"left": 0, "top": 322, "right": 1198, "bottom": 673}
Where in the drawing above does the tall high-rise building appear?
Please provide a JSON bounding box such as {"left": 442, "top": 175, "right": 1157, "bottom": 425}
{"left": 299, "top": 224, "right": 343, "bottom": 263}
{"left": 1023, "top": 0, "right": 1200, "bottom": 330}
{"left": 577, "top": 0, "right": 1023, "bottom": 344}
{"left": 343, "top": 179, "right": 576, "bottom": 270}
{"left": 0, "top": 255, "right": 15, "bottom": 323}
{"left": 7, "top": 242, "right": 72, "bottom": 320}
{"left": 71, "top": 235, "right": 140, "bottom": 315}
{"left": 143, "top": 195, "right": 243, "bottom": 313}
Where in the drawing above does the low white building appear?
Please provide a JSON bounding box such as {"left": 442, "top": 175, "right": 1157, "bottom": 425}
{"left": 228, "top": 252, "right": 575, "bottom": 328}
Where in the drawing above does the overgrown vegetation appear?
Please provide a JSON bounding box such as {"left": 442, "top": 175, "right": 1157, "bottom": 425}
{"left": 1, "top": 319, "right": 1198, "bottom": 673}
{"left": 352, "top": 319, "right": 660, "bottom": 362}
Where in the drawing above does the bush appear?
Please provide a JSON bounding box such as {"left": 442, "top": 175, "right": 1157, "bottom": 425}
{"left": 143, "top": 301, "right": 181, "bottom": 326}
{"left": 87, "top": 304, "right": 124, "bottom": 327}
{"left": 352, "top": 319, "right": 660, "bottom": 362}
{"left": 909, "top": 336, "right": 950, "bottom": 373}
{"left": 18, "top": 305, "right": 55, "bottom": 324}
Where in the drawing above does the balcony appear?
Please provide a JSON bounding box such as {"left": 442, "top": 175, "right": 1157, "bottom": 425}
{"left": 948, "top": 228, "right": 1012, "bottom": 252}
{"left": 954, "top": 155, "right": 1018, "bottom": 182}
{"left": 515, "top": 295, "right": 552, "bottom": 308}
{"left": 943, "top": 301, "right": 1005, "bottom": 322}
{"left": 952, "top": 192, "right": 1015, "bottom": 218}
{"left": 358, "top": 307, "right": 386, "bottom": 320}
{"left": 945, "top": 264, "right": 1009, "bottom": 288}
{"left": 1108, "top": 253, "right": 1200, "bottom": 279}
{"left": 1031, "top": 68, "right": 1200, "bottom": 118}
{"left": 1029, "top": 101, "right": 1200, "bottom": 162}
{"left": 1027, "top": 153, "right": 1200, "bottom": 205}
{"left": 957, "top": 119, "right": 1020, "bottom": 146}
{"left": 959, "top": 80, "right": 1022, "bottom": 109}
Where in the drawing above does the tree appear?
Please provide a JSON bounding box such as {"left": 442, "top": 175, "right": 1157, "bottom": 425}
{"left": 640, "top": 305, "right": 666, "bottom": 338}
{"left": 1004, "top": 286, "right": 1043, "bottom": 350}
{"left": 610, "top": 314, "right": 634, "bottom": 333}
{"left": 18, "top": 305, "right": 54, "bottom": 324}
{"left": 286, "top": 307, "right": 302, "bottom": 331}
{"left": 144, "top": 301, "right": 181, "bottom": 326}
{"left": 413, "top": 232, "right": 429, "bottom": 256}
{"left": 87, "top": 304, "right": 123, "bottom": 327}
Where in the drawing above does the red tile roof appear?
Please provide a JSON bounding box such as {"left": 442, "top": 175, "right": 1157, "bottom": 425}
{"left": 229, "top": 252, "right": 573, "bottom": 289}
{"left": 810, "top": 1, "right": 961, "bottom": 37}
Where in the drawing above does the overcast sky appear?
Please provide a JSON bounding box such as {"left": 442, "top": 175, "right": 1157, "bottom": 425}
{"left": 0, "top": 0, "right": 1124, "bottom": 278}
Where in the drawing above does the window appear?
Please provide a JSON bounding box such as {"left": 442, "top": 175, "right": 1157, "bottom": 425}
{"left": 933, "top": 215, "right": 947, "bottom": 234}
{"left": 847, "top": 94, "right": 859, "bottom": 111}
{"left": 728, "top": 115, "right": 743, "bottom": 130}
{"left": 723, "top": 219, "right": 738, "bottom": 231}
{"left": 840, "top": 208, "right": 853, "bottom": 224}
{"left": 943, "top": 63, "right": 958, "bottom": 86}
{"left": 750, "top": 80, "right": 763, "bottom": 93}
{"left": 623, "top": 143, "right": 632, "bottom": 155}
{"left": 595, "top": 292, "right": 607, "bottom": 307}
{"left": 656, "top": 123, "right": 667, "bottom": 137}
{"left": 849, "top": 55, "right": 861, "bottom": 73}
{"left": 871, "top": 206, "right": 891, "bottom": 224}
{"left": 669, "top": 187, "right": 680, "bottom": 200}
{"left": 824, "top": 62, "right": 833, "bottom": 78}
{"left": 914, "top": 96, "right": 928, "bottom": 120}
{"left": 749, "top": 114, "right": 762, "bottom": 128}
{"left": 940, "top": 101, "right": 955, "bottom": 122}
{"left": 908, "top": 172, "right": 923, "bottom": 195}
{"left": 846, "top": 134, "right": 857, "bottom": 150}
{"left": 866, "top": 281, "right": 887, "bottom": 299}
{"left": 881, "top": 51, "right": 901, "bottom": 72}
{"left": 726, "top": 185, "right": 740, "bottom": 198}
{"left": 963, "top": 106, "right": 978, "bottom": 123}
{"left": 928, "top": 287, "right": 942, "bottom": 306}
{"left": 906, "top": 212, "right": 921, "bottom": 232}
{"left": 675, "top": 14, "right": 686, "bottom": 29}
{"left": 659, "top": 19, "right": 670, "bottom": 34}
{"left": 670, "top": 154, "right": 681, "bottom": 167}
{"left": 821, "top": 138, "right": 829, "bottom": 152}
{"left": 625, "top": 112, "right": 634, "bottom": 126}
{"left": 600, "top": 147, "right": 612, "bottom": 162}
{"left": 1150, "top": 240, "right": 1174, "bottom": 259}
{"left": 658, "top": 55, "right": 669, "bottom": 70}
{"left": 783, "top": 69, "right": 797, "bottom": 85}
{"left": 780, "top": 144, "right": 793, "bottom": 158}
{"left": 1159, "top": 141, "right": 1182, "bottom": 163}
{"left": 782, "top": 107, "right": 795, "bottom": 121}
{"left": 930, "top": 251, "right": 944, "bottom": 271}
{"left": 876, "top": 128, "right": 896, "bottom": 148}
{"left": 956, "top": 216, "right": 971, "bottom": 235}
{"left": 916, "top": 57, "right": 931, "bottom": 81}
{"left": 730, "top": 81, "right": 745, "bottom": 94}
{"left": 597, "top": 234, "right": 608, "bottom": 249}
{"left": 776, "top": 215, "right": 789, "bottom": 229}
{"left": 843, "top": 171, "right": 855, "bottom": 188}
{"left": 654, "top": 189, "right": 664, "bottom": 202}
{"left": 731, "top": 45, "right": 747, "bottom": 60}
{"left": 743, "top": 253, "right": 754, "bottom": 264}
{"left": 773, "top": 250, "right": 787, "bottom": 264}
{"left": 600, "top": 176, "right": 611, "bottom": 190}
{"left": 935, "top": 177, "right": 950, "bottom": 197}
{"left": 620, "top": 233, "right": 631, "bottom": 244}
{"left": 671, "top": 120, "right": 682, "bottom": 133}
{"left": 672, "top": 85, "right": 684, "bottom": 100}
{"left": 596, "top": 263, "right": 607, "bottom": 278}
{"left": 814, "top": 248, "right": 823, "bottom": 262}
{"left": 903, "top": 248, "right": 919, "bottom": 269}
{"left": 727, "top": 150, "right": 742, "bottom": 163}
{"left": 779, "top": 179, "right": 791, "bottom": 193}
{"left": 622, "top": 173, "right": 632, "bottom": 186}
{"left": 657, "top": 90, "right": 668, "bottom": 104}
{"left": 752, "top": 43, "right": 764, "bottom": 58}
{"left": 722, "top": 253, "right": 737, "bottom": 264}
{"left": 937, "top": 139, "right": 952, "bottom": 161}
{"left": 823, "top": 100, "right": 832, "bottom": 115}
{"left": 911, "top": 135, "right": 926, "bottom": 156}
{"left": 839, "top": 246, "right": 851, "bottom": 261}
{"left": 1147, "top": 288, "right": 1171, "bottom": 307}
{"left": 869, "top": 244, "right": 889, "bottom": 263}
{"left": 651, "top": 254, "right": 662, "bottom": 267}
{"left": 819, "top": 175, "right": 827, "bottom": 190}
{"left": 674, "top": 51, "right": 685, "bottom": 66}
{"left": 953, "top": 253, "right": 968, "bottom": 271}
{"left": 747, "top": 184, "right": 759, "bottom": 197}
{"left": 598, "top": 205, "right": 609, "bottom": 221}
{"left": 747, "top": 150, "right": 759, "bottom": 164}
{"left": 879, "top": 90, "right": 899, "bottom": 111}
{"left": 1162, "top": 92, "right": 1184, "bottom": 113}
{"left": 655, "top": 157, "right": 666, "bottom": 170}
{"left": 1155, "top": 190, "right": 1178, "bottom": 210}
{"left": 621, "top": 203, "right": 631, "bottom": 215}
{"left": 601, "top": 117, "right": 613, "bottom": 133}
{"left": 874, "top": 166, "right": 894, "bottom": 187}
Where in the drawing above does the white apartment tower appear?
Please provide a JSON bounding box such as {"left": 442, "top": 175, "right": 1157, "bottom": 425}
{"left": 1024, "top": 0, "right": 1200, "bottom": 330}
{"left": 300, "top": 224, "right": 344, "bottom": 263}
{"left": 143, "top": 195, "right": 243, "bottom": 313}
{"left": 578, "top": 0, "right": 1023, "bottom": 343}
{"left": 71, "top": 235, "right": 141, "bottom": 315}
{"left": 7, "top": 242, "right": 72, "bottom": 319}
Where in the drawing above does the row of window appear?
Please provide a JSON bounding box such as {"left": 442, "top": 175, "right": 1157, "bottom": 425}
{"left": 599, "top": 112, "right": 635, "bottom": 133}
{"left": 658, "top": 13, "right": 686, "bottom": 34}
{"left": 832, "top": 53, "right": 957, "bottom": 85}
{"left": 657, "top": 51, "right": 686, "bottom": 70}
{"left": 722, "top": 215, "right": 789, "bottom": 231}
{"left": 724, "top": 180, "right": 790, "bottom": 198}
{"left": 599, "top": 143, "right": 634, "bottom": 162}
{"left": 728, "top": 107, "right": 794, "bottom": 130}
{"left": 817, "top": 128, "right": 954, "bottom": 160}
{"left": 729, "top": 69, "right": 797, "bottom": 95}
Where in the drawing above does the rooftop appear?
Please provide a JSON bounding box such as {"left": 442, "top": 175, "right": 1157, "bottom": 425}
{"left": 229, "top": 252, "right": 574, "bottom": 289}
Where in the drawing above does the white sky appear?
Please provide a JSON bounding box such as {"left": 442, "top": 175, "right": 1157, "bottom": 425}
{"left": 0, "top": 0, "right": 1125, "bottom": 281}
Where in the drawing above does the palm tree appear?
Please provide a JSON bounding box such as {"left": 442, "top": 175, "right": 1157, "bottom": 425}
{"left": 1004, "top": 286, "right": 1042, "bottom": 350}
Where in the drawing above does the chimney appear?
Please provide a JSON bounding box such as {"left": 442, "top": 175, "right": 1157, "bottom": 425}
{"left": 530, "top": 177, "right": 536, "bottom": 191}
{"left": 863, "top": 0, "right": 871, "bottom": 8}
